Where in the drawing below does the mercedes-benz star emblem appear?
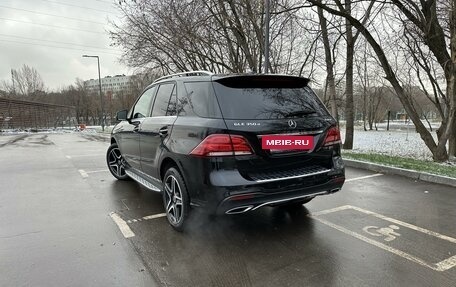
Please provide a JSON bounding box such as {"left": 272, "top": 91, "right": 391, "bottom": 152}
{"left": 288, "top": 119, "right": 297, "bottom": 129}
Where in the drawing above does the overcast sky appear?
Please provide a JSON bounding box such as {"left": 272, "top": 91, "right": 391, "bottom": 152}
{"left": 0, "top": 0, "right": 130, "bottom": 91}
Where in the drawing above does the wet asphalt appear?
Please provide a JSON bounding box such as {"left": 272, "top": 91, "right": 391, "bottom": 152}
{"left": 1, "top": 133, "right": 456, "bottom": 287}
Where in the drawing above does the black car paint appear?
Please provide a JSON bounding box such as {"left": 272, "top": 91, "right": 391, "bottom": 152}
{"left": 111, "top": 74, "right": 345, "bottom": 215}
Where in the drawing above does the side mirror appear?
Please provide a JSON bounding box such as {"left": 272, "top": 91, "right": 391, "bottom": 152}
{"left": 116, "top": 110, "right": 128, "bottom": 121}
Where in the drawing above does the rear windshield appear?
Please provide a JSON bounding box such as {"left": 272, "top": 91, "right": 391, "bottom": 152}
{"left": 212, "top": 83, "right": 329, "bottom": 120}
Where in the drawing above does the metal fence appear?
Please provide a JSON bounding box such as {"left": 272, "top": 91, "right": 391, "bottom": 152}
{"left": 0, "top": 97, "right": 75, "bottom": 131}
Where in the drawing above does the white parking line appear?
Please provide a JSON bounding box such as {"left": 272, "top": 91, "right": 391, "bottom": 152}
{"left": 126, "top": 213, "right": 167, "bottom": 223}
{"left": 142, "top": 213, "right": 167, "bottom": 220}
{"left": 110, "top": 212, "right": 135, "bottom": 238}
{"left": 310, "top": 205, "right": 456, "bottom": 272}
{"left": 345, "top": 173, "right": 383, "bottom": 182}
{"left": 66, "top": 154, "right": 104, "bottom": 158}
{"left": 78, "top": 169, "right": 88, "bottom": 178}
{"left": 348, "top": 206, "right": 456, "bottom": 244}
{"left": 78, "top": 169, "right": 108, "bottom": 178}
{"left": 85, "top": 169, "right": 108, "bottom": 174}
{"left": 312, "top": 216, "right": 441, "bottom": 271}
{"left": 311, "top": 205, "right": 352, "bottom": 217}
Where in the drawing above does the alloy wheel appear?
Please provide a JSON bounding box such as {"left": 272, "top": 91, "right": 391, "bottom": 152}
{"left": 108, "top": 147, "right": 126, "bottom": 178}
{"left": 164, "top": 175, "right": 183, "bottom": 224}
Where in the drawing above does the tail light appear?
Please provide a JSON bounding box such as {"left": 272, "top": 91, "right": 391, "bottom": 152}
{"left": 190, "top": 134, "right": 253, "bottom": 157}
{"left": 323, "top": 126, "right": 341, "bottom": 146}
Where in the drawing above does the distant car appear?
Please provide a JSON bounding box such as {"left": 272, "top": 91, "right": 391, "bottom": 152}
{"left": 107, "top": 71, "right": 345, "bottom": 231}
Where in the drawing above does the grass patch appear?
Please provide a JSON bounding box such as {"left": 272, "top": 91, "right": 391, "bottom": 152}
{"left": 342, "top": 152, "right": 456, "bottom": 178}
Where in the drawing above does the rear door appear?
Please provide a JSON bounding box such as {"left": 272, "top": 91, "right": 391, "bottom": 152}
{"left": 139, "top": 82, "right": 178, "bottom": 179}
{"left": 212, "top": 75, "right": 335, "bottom": 178}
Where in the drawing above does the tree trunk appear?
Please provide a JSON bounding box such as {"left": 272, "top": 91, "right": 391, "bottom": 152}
{"left": 363, "top": 90, "right": 367, "bottom": 131}
{"left": 448, "top": 2, "right": 456, "bottom": 159}
{"left": 343, "top": 0, "right": 354, "bottom": 149}
{"left": 317, "top": 6, "right": 338, "bottom": 119}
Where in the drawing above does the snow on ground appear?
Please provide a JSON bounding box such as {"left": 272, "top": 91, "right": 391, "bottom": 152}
{"left": 0, "top": 122, "right": 443, "bottom": 161}
{"left": 341, "top": 127, "right": 436, "bottom": 160}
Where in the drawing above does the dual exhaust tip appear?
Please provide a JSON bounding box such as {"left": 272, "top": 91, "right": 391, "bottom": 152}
{"left": 225, "top": 189, "right": 340, "bottom": 215}
{"left": 226, "top": 205, "right": 254, "bottom": 215}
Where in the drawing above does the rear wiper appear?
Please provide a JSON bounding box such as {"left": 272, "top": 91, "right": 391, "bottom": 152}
{"left": 285, "top": 109, "right": 317, "bottom": 117}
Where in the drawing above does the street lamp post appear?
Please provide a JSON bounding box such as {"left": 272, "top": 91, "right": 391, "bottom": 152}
{"left": 82, "top": 54, "right": 105, "bottom": 132}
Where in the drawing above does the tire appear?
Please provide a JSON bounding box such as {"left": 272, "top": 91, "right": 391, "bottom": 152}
{"left": 162, "top": 167, "right": 190, "bottom": 232}
{"left": 106, "top": 143, "right": 129, "bottom": 180}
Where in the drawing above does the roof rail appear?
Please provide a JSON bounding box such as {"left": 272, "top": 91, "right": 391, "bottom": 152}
{"left": 153, "top": 70, "right": 213, "bottom": 83}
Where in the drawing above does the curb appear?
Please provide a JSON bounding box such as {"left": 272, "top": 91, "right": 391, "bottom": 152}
{"left": 344, "top": 159, "right": 456, "bottom": 188}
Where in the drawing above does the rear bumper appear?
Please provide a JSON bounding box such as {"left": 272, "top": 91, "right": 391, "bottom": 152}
{"left": 177, "top": 154, "right": 345, "bottom": 214}
{"left": 214, "top": 175, "right": 344, "bottom": 215}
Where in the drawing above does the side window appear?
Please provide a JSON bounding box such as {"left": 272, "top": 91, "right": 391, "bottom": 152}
{"left": 151, "top": 83, "right": 177, "bottom": 117}
{"left": 182, "top": 82, "right": 221, "bottom": 118}
{"left": 131, "top": 86, "right": 156, "bottom": 119}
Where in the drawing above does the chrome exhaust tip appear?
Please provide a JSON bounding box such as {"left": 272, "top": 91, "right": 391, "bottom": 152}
{"left": 225, "top": 205, "right": 254, "bottom": 215}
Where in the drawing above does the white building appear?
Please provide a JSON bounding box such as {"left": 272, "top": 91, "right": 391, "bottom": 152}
{"left": 84, "top": 74, "right": 133, "bottom": 95}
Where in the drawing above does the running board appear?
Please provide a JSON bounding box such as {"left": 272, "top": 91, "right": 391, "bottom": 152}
{"left": 125, "top": 170, "right": 161, "bottom": 192}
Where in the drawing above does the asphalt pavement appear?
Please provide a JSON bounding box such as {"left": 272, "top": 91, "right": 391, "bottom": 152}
{"left": 1, "top": 133, "right": 456, "bottom": 287}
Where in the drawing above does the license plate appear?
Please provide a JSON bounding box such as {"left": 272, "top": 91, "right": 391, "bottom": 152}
{"left": 261, "top": 135, "right": 314, "bottom": 150}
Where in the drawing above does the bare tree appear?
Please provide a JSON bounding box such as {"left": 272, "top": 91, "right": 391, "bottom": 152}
{"left": 5, "top": 64, "right": 45, "bottom": 99}
{"left": 110, "top": 0, "right": 261, "bottom": 73}
{"left": 307, "top": 0, "right": 456, "bottom": 162}
{"left": 111, "top": 0, "right": 320, "bottom": 78}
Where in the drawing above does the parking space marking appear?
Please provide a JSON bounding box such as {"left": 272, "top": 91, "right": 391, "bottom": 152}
{"left": 142, "top": 213, "right": 167, "bottom": 220}
{"left": 78, "top": 169, "right": 88, "bottom": 178}
{"left": 126, "top": 213, "right": 167, "bottom": 223}
{"left": 66, "top": 154, "right": 104, "bottom": 158}
{"left": 310, "top": 205, "right": 456, "bottom": 272}
{"left": 362, "top": 225, "right": 401, "bottom": 242}
{"left": 349, "top": 205, "right": 456, "bottom": 243}
{"left": 110, "top": 212, "right": 135, "bottom": 238}
{"left": 345, "top": 173, "right": 383, "bottom": 182}
{"left": 312, "top": 216, "right": 439, "bottom": 270}
{"left": 85, "top": 169, "right": 108, "bottom": 174}
{"left": 78, "top": 169, "right": 108, "bottom": 178}
{"left": 73, "top": 149, "right": 106, "bottom": 153}
{"left": 311, "top": 205, "right": 352, "bottom": 216}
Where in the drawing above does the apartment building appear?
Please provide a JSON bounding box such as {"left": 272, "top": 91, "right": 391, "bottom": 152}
{"left": 84, "top": 74, "right": 132, "bottom": 95}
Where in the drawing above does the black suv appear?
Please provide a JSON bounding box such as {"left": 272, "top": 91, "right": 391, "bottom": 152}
{"left": 107, "top": 71, "right": 345, "bottom": 230}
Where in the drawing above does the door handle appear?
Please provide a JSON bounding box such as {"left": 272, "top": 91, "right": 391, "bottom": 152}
{"left": 158, "top": 126, "right": 168, "bottom": 137}
{"left": 131, "top": 119, "right": 141, "bottom": 132}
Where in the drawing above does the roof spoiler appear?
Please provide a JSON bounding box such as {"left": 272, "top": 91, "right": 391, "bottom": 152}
{"left": 214, "top": 75, "right": 310, "bottom": 89}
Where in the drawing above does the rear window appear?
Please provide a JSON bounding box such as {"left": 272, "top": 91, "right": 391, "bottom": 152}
{"left": 212, "top": 83, "right": 329, "bottom": 120}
